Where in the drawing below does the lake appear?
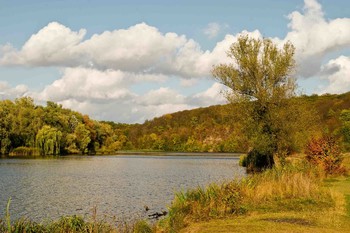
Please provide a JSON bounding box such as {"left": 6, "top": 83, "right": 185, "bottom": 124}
{"left": 0, "top": 154, "right": 245, "bottom": 222}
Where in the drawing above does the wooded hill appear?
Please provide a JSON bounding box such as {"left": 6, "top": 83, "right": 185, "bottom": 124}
{"left": 1, "top": 92, "right": 350, "bottom": 156}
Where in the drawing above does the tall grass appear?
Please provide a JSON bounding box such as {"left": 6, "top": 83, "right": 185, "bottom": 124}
{"left": 241, "top": 164, "right": 329, "bottom": 205}
{"left": 161, "top": 163, "right": 335, "bottom": 233}
{"left": 0, "top": 211, "right": 154, "bottom": 233}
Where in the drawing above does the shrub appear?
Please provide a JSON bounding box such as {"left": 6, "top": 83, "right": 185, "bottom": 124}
{"left": 10, "top": 147, "right": 40, "bottom": 156}
{"left": 245, "top": 149, "right": 274, "bottom": 173}
{"left": 305, "top": 135, "right": 347, "bottom": 175}
{"left": 163, "top": 182, "right": 245, "bottom": 232}
{"left": 239, "top": 154, "right": 247, "bottom": 167}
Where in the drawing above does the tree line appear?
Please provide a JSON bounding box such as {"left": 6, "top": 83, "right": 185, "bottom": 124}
{"left": 0, "top": 93, "right": 350, "bottom": 156}
{"left": 0, "top": 98, "right": 127, "bottom": 156}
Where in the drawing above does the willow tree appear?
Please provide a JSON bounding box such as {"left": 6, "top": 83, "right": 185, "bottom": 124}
{"left": 212, "top": 35, "right": 300, "bottom": 172}
{"left": 36, "top": 125, "right": 62, "bottom": 156}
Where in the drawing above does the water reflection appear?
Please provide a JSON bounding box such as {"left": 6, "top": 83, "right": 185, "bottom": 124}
{"left": 0, "top": 155, "right": 245, "bottom": 221}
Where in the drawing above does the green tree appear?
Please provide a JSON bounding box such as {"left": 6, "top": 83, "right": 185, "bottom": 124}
{"left": 65, "top": 133, "right": 79, "bottom": 154}
{"left": 74, "top": 123, "right": 91, "bottom": 154}
{"left": 340, "top": 109, "right": 350, "bottom": 151}
{"left": 212, "top": 35, "right": 300, "bottom": 172}
{"left": 36, "top": 125, "right": 62, "bottom": 155}
{"left": 12, "top": 97, "right": 39, "bottom": 148}
{"left": 0, "top": 100, "right": 14, "bottom": 154}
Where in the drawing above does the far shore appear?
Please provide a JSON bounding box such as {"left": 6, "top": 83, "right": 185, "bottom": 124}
{"left": 1, "top": 151, "right": 243, "bottom": 159}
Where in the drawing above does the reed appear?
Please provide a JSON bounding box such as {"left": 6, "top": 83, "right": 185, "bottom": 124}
{"left": 0, "top": 212, "right": 154, "bottom": 233}
{"left": 161, "top": 163, "right": 335, "bottom": 233}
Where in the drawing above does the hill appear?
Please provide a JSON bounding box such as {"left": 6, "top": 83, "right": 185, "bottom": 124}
{"left": 1, "top": 92, "right": 350, "bottom": 156}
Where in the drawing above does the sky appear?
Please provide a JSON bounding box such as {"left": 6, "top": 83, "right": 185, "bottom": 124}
{"left": 0, "top": 0, "right": 350, "bottom": 123}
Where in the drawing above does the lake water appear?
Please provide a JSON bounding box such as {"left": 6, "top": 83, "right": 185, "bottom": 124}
{"left": 0, "top": 154, "right": 245, "bottom": 222}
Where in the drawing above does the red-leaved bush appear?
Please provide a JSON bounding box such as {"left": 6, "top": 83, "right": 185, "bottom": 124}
{"left": 305, "top": 136, "right": 346, "bottom": 175}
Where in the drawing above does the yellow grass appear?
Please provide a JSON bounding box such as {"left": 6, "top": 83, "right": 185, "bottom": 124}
{"left": 175, "top": 154, "right": 350, "bottom": 233}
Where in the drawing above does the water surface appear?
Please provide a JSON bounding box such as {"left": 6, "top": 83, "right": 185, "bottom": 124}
{"left": 0, "top": 155, "right": 245, "bottom": 221}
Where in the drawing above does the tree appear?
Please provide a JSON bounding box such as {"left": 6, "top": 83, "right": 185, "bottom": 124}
{"left": 0, "top": 100, "right": 14, "bottom": 154}
{"left": 340, "top": 109, "right": 350, "bottom": 150}
{"left": 212, "top": 35, "right": 299, "bottom": 172}
{"left": 74, "top": 123, "right": 91, "bottom": 154}
{"left": 305, "top": 135, "right": 345, "bottom": 175}
{"left": 36, "top": 125, "right": 62, "bottom": 155}
{"left": 12, "top": 97, "right": 39, "bottom": 148}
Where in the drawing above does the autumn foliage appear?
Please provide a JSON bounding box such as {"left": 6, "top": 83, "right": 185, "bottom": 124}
{"left": 305, "top": 136, "right": 346, "bottom": 175}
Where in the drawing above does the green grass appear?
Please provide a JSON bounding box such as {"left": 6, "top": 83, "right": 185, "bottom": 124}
{"left": 345, "top": 194, "right": 350, "bottom": 217}
{"left": 179, "top": 211, "right": 350, "bottom": 233}
{"left": 185, "top": 175, "right": 350, "bottom": 233}
{"left": 162, "top": 154, "right": 350, "bottom": 233}
{"left": 159, "top": 162, "right": 337, "bottom": 233}
{"left": 0, "top": 214, "right": 155, "bottom": 233}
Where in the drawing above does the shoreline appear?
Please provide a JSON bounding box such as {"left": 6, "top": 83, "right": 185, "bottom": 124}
{"left": 1, "top": 151, "right": 243, "bottom": 159}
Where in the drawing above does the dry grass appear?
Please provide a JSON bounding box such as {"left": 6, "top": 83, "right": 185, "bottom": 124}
{"left": 175, "top": 154, "right": 350, "bottom": 233}
{"left": 180, "top": 210, "right": 350, "bottom": 233}
{"left": 160, "top": 163, "right": 336, "bottom": 233}
{"left": 241, "top": 165, "right": 326, "bottom": 204}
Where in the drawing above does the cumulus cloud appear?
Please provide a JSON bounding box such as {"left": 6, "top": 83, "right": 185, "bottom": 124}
{"left": 1, "top": 1, "right": 349, "bottom": 80}
{"left": 0, "top": 81, "right": 29, "bottom": 99}
{"left": 1, "top": 22, "right": 86, "bottom": 67}
{"left": 319, "top": 56, "right": 350, "bottom": 94}
{"left": 57, "top": 92, "right": 194, "bottom": 123}
{"left": 191, "top": 82, "right": 227, "bottom": 106}
{"left": 28, "top": 67, "right": 226, "bottom": 122}
{"left": 283, "top": 0, "right": 350, "bottom": 77}
{"left": 77, "top": 23, "right": 190, "bottom": 74}
{"left": 0, "top": 21, "right": 262, "bottom": 79}
{"left": 1, "top": 0, "right": 350, "bottom": 122}
{"left": 36, "top": 67, "right": 136, "bottom": 103}
{"left": 136, "top": 87, "right": 186, "bottom": 106}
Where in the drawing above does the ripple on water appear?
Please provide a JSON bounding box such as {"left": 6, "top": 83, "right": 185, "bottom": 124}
{"left": 0, "top": 155, "right": 245, "bottom": 221}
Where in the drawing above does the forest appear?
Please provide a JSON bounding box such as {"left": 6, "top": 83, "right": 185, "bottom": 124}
{"left": 1, "top": 92, "right": 350, "bottom": 156}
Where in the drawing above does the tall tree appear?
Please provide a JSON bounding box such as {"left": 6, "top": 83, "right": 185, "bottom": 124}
{"left": 340, "top": 109, "right": 350, "bottom": 151}
{"left": 0, "top": 100, "right": 14, "bottom": 154}
{"left": 74, "top": 123, "right": 91, "bottom": 154}
{"left": 36, "top": 125, "right": 62, "bottom": 155}
{"left": 212, "top": 35, "right": 302, "bottom": 171}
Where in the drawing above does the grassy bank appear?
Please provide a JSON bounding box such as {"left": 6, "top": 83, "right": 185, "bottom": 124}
{"left": 159, "top": 155, "right": 350, "bottom": 233}
{"left": 0, "top": 213, "right": 156, "bottom": 233}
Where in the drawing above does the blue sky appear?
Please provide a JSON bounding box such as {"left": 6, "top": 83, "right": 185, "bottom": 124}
{"left": 1, "top": 0, "right": 350, "bottom": 123}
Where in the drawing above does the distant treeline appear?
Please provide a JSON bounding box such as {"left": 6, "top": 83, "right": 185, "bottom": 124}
{"left": 1, "top": 92, "right": 350, "bottom": 156}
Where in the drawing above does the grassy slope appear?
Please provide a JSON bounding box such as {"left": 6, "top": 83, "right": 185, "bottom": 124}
{"left": 180, "top": 155, "right": 350, "bottom": 233}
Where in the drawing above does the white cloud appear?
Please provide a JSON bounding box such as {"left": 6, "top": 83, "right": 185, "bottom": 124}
{"left": 77, "top": 23, "right": 189, "bottom": 74}
{"left": 203, "top": 23, "right": 221, "bottom": 39}
{"left": 136, "top": 87, "right": 186, "bottom": 106}
{"left": 57, "top": 93, "right": 194, "bottom": 123}
{"left": 1, "top": 0, "right": 350, "bottom": 122}
{"left": 191, "top": 82, "right": 227, "bottom": 106}
{"left": 0, "top": 22, "right": 261, "bottom": 79}
{"left": 203, "top": 22, "right": 230, "bottom": 39}
{"left": 26, "top": 66, "right": 228, "bottom": 123}
{"left": 1, "top": 1, "right": 349, "bottom": 80}
{"left": 319, "top": 56, "right": 350, "bottom": 94}
{"left": 34, "top": 67, "right": 169, "bottom": 105}
{"left": 0, "top": 81, "right": 29, "bottom": 99}
{"left": 36, "top": 67, "right": 135, "bottom": 103}
{"left": 1, "top": 22, "right": 86, "bottom": 67}
{"left": 284, "top": 0, "right": 350, "bottom": 77}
